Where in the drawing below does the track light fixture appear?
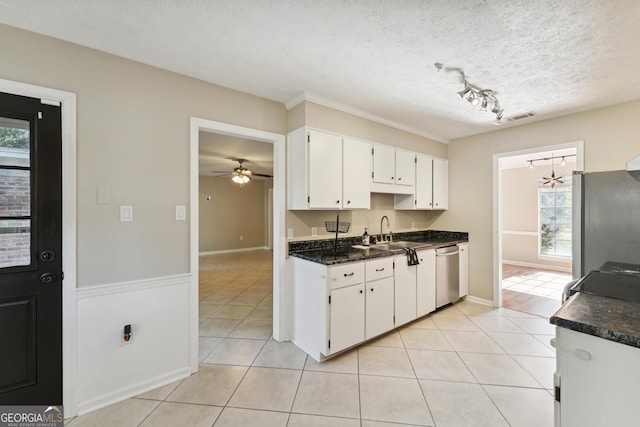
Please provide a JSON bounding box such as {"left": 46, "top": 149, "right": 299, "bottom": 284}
{"left": 435, "top": 63, "right": 504, "bottom": 125}
{"left": 526, "top": 154, "right": 576, "bottom": 169}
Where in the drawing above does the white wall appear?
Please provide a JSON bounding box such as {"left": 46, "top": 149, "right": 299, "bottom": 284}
{"left": 434, "top": 100, "right": 640, "bottom": 301}
{"left": 501, "top": 165, "right": 572, "bottom": 272}
{"left": 0, "top": 23, "right": 287, "bottom": 415}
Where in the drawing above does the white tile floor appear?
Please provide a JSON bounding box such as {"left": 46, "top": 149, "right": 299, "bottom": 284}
{"left": 66, "top": 251, "right": 555, "bottom": 427}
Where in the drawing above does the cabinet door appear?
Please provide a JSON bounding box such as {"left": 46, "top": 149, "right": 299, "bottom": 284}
{"left": 394, "top": 255, "right": 417, "bottom": 326}
{"left": 365, "top": 277, "right": 395, "bottom": 339}
{"left": 416, "top": 249, "right": 436, "bottom": 317}
{"left": 432, "top": 158, "right": 448, "bottom": 210}
{"left": 308, "top": 130, "right": 343, "bottom": 209}
{"left": 415, "top": 155, "right": 434, "bottom": 209}
{"left": 395, "top": 150, "right": 415, "bottom": 186}
{"left": 372, "top": 144, "right": 395, "bottom": 184}
{"left": 458, "top": 243, "right": 469, "bottom": 297}
{"left": 329, "top": 283, "right": 365, "bottom": 354}
{"left": 342, "top": 138, "right": 371, "bottom": 209}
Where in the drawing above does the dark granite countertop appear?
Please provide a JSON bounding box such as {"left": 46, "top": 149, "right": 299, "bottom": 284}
{"left": 289, "top": 230, "right": 468, "bottom": 265}
{"left": 550, "top": 292, "right": 640, "bottom": 348}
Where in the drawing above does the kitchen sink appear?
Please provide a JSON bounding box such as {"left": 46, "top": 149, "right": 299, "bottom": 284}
{"left": 389, "top": 241, "right": 432, "bottom": 249}
{"left": 359, "top": 241, "right": 433, "bottom": 251}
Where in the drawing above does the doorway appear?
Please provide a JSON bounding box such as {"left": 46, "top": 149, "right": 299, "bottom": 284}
{"left": 189, "top": 118, "right": 286, "bottom": 372}
{"left": 493, "top": 142, "right": 584, "bottom": 315}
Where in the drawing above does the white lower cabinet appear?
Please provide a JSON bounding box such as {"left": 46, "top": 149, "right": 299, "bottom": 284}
{"left": 329, "top": 283, "right": 365, "bottom": 353}
{"left": 416, "top": 249, "right": 436, "bottom": 317}
{"left": 554, "top": 327, "right": 640, "bottom": 426}
{"left": 365, "top": 258, "right": 395, "bottom": 339}
{"left": 393, "top": 254, "right": 417, "bottom": 327}
{"left": 292, "top": 252, "right": 437, "bottom": 361}
{"left": 395, "top": 249, "right": 436, "bottom": 325}
{"left": 458, "top": 243, "right": 468, "bottom": 297}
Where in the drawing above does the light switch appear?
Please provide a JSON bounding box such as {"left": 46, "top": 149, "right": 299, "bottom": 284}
{"left": 175, "top": 205, "right": 186, "bottom": 221}
{"left": 97, "top": 186, "right": 112, "bottom": 205}
{"left": 120, "top": 205, "right": 133, "bottom": 222}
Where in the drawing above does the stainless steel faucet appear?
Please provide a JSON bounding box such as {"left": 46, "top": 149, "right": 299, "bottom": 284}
{"left": 380, "top": 215, "right": 392, "bottom": 242}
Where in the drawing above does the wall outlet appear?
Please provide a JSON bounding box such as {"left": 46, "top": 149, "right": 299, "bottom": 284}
{"left": 287, "top": 228, "right": 294, "bottom": 239}
{"left": 411, "top": 222, "right": 415, "bottom": 229}
{"left": 120, "top": 205, "right": 133, "bottom": 222}
{"left": 239, "top": 235, "right": 244, "bottom": 241}
{"left": 311, "top": 227, "right": 317, "bottom": 236}
{"left": 120, "top": 324, "right": 135, "bottom": 346}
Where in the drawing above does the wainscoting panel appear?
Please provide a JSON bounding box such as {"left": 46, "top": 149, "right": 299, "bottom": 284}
{"left": 75, "top": 274, "right": 192, "bottom": 415}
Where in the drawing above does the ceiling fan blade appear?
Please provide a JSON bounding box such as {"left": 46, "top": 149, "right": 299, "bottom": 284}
{"left": 248, "top": 172, "right": 273, "bottom": 178}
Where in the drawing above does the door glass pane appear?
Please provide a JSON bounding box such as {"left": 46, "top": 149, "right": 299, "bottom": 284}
{"left": 0, "top": 169, "right": 30, "bottom": 217}
{"left": 0, "top": 117, "right": 30, "bottom": 168}
{"left": 0, "top": 219, "right": 31, "bottom": 268}
{"left": 0, "top": 116, "right": 32, "bottom": 268}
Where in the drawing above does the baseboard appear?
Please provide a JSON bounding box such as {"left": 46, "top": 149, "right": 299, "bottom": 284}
{"left": 76, "top": 367, "right": 191, "bottom": 416}
{"left": 462, "top": 295, "right": 495, "bottom": 307}
{"left": 199, "top": 246, "right": 269, "bottom": 256}
{"left": 503, "top": 260, "right": 571, "bottom": 273}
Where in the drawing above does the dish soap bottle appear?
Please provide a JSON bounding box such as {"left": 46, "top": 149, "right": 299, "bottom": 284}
{"left": 362, "top": 228, "right": 370, "bottom": 246}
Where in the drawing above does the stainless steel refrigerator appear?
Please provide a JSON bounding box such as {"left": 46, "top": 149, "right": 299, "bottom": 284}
{"left": 572, "top": 169, "right": 640, "bottom": 277}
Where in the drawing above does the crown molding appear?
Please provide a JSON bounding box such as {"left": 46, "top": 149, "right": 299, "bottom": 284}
{"left": 284, "top": 91, "right": 449, "bottom": 144}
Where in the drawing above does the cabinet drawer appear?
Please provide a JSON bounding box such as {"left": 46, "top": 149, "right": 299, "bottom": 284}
{"left": 328, "top": 263, "right": 365, "bottom": 289}
{"left": 366, "top": 258, "right": 394, "bottom": 280}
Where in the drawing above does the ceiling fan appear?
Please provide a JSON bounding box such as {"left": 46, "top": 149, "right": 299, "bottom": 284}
{"left": 211, "top": 159, "right": 273, "bottom": 185}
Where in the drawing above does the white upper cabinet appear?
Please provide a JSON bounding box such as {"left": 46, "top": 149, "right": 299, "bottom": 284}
{"left": 395, "top": 149, "right": 415, "bottom": 186}
{"left": 287, "top": 128, "right": 370, "bottom": 210}
{"left": 394, "top": 155, "right": 448, "bottom": 210}
{"left": 432, "top": 158, "right": 448, "bottom": 210}
{"left": 371, "top": 145, "right": 415, "bottom": 194}
{"left": 372, "top": 144, "right": 396, "bottom": 184}
{"left": 415, "top": 154, "right": 434, "bottom": 209}
{"left": 342, "top": 138, "right": 371, "bottom": 209}
{"left": 308, "top": 130, "right": 343, "bottom": 209}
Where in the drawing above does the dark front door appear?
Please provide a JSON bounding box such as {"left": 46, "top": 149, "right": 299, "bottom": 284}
{"left": 0, "top": 92, "right": 62, "bottom": 405}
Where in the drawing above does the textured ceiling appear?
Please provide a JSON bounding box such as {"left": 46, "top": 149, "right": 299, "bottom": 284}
{"left": 1, "top": 0, "right": 640, "bottom": 142}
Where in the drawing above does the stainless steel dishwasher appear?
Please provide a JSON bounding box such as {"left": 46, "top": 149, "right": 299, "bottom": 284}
{"left": 436, "top": 245, "right": 460, "bottom": 308}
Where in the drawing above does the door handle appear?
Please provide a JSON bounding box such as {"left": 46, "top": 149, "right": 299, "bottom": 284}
{"left": 40, "top": 250, "right": 56, "bottom": 261}
{"left": 40, "top": 272, "right": 57, "bottom": 285}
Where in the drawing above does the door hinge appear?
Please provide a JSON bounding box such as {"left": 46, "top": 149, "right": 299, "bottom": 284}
{"left": 328, "top": 340, "right": 331, "bottom": 349}
{"left": 415, "top": 157, "right": 417, "bottom": 163}
{"left": 414, "top": 199, "right": 417, "bottom": 206}
{"left": 307, "top": 196, "right": 310, "bottom": 203}
{"left": 61, "top": 271, "right": 64, "bottom": 281}
{"left": 554, "top": 386, "right": 561, "bottom": 403}
{"left": 307, "top": 134, "right": 310, "bottom": 143}
{"left": 328, "top": 295, "right": 331, "bottom": 304}
{"left": 393, "top": 261, "right": 395, "bottom": 269}
{"left": 371, "top": 148, "right": 374, "bottom": 155}
{"left": 372, "top": 171, "right": 374, "bottom": 179}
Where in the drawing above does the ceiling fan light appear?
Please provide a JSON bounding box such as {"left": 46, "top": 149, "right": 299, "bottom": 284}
{"left": 232, "top": 174, "right": 250, "bottom": 184}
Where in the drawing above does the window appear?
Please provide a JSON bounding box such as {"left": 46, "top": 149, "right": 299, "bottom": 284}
{"left": 539, "top": 185, "right": 571, "bottom": 257}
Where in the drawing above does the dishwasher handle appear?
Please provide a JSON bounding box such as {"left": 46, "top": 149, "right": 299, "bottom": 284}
{"left": 437, "top": 250, "right": 459, "bottom": 256}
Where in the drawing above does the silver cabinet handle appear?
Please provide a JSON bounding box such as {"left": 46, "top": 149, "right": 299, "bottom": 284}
{"left": 344, "top": 272, "right": 354, "bottom": 277}
{"left": 375, "top": 267, "right": 385, "bottom": 272}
